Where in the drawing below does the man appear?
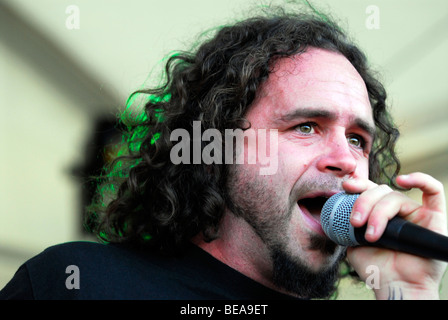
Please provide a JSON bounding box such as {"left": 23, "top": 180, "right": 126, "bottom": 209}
{"left": 1, "top": 6, "right": 446, "bottom": 300}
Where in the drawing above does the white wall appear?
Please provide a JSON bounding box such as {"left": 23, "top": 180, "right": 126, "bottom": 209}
{"left": 0, "top": 40, "right": 92, "bottom": 286}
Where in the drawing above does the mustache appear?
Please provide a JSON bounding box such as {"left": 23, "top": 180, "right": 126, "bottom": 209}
{"left": 293, "top": 175, "right": 350, "bottom": 200}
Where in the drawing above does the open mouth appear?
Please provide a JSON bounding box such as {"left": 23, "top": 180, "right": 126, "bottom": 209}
{"left": 297, "top": 192, "right": 339, "bottom": 236}
{"left": 298, "top": 196, "right": 328, "bottom": 217}
{"left": 297, "top": 196, "right": 329, "bottom": 225}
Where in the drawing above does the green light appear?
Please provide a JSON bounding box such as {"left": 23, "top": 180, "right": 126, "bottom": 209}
{"left": 150, "top": 132, "right": 161, "bottom": 145}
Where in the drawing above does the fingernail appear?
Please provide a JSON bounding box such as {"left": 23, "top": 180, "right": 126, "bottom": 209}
{"left": 399, "top": 174, "right": 409, "bottom": 180}
{"left": 352, "top": 211, "right": 362, "bottom": 222}
{"left": 366, "top": 225, "right": 375, "bottom": 237}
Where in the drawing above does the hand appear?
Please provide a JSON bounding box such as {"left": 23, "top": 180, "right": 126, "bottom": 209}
{"left": 343, "top": 172, "right": 447, "bottom": 300}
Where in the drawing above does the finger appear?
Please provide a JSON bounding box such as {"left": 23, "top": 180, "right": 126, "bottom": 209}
{"left": 396, "top": 173, "right": 446, "bottom": 213}
{"left": 349, "top": 183, "right": 394, "bottom": 228}
{"left": 342, "top": 178, "right": 378, "bottom": 195}
{"left": 364, "top": 191, "right": 421, "bottom": 242}
{"left": 397, "top": 173, "right": 447, "bottom": 236}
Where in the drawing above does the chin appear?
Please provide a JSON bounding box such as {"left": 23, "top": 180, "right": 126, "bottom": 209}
{"left": 306, "top": 233, "right": 346, "bottom": 269}
{"left": 271, "top": 243, "right": 345, "bottom": 299}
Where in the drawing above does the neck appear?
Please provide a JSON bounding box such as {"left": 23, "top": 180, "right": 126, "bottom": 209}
{"left": 192, "top": 211, "right": 280, "bottom": 293}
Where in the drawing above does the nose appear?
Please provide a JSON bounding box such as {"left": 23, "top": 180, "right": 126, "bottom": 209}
{"left": 316, "top": 134, "right": 357, "bottom": 178}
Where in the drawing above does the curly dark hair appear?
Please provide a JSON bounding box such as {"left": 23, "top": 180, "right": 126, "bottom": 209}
{"left": 86, "top": 6, "right": 400, "bottom": 254}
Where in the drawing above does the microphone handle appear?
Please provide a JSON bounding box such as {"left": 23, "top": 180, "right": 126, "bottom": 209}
{"left": 353, "top": 217, "right": 448, "bottom": 262}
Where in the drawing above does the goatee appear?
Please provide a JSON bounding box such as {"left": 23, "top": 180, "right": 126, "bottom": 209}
{"left": 270, "top": 240, "right": 345, "bottom": 299}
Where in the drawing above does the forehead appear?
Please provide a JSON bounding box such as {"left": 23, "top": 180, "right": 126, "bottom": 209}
{"left": 246, "top": 47, "right": 373, "bottom": 126}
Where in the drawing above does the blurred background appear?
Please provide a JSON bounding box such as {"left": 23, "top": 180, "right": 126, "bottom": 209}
{"left": 0, "top": 0, "right": 447, "bottom": 299}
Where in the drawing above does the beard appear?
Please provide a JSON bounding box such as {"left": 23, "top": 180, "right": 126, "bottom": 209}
{"left": 225, "top": 164, "right": 346, "bottom": 299}
{"left": 270, "top": 244, "right": 343, "bottom": 299}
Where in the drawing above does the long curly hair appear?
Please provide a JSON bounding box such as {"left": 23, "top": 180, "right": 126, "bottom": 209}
{"left": 86, "top": 6, "right": 400, "bottom": 254}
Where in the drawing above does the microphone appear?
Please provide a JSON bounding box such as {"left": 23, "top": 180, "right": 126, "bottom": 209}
{"left": 321, "top": 192, "right": 448, "bottom": 262}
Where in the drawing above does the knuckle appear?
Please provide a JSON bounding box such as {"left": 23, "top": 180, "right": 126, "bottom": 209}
{"left": 435, "top": 180, "right": 444, "bottom": 192}
{"left": 378, "top": 183, "right": 393, "bottom": 193}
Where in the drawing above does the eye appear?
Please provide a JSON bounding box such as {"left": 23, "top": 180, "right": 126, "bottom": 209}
{"left": 347, "top": 135, "right": 365, "bottom": 148}
{"left": 296, "top": 122, "right": 316, "bottom": 134}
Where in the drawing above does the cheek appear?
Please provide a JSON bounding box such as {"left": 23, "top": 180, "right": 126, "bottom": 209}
{"left": 278, "top": 139, "right": 315, "bottom": 170}
{"left": 355, "top": 158, "right": 370, "bottom": 179}
{"left": 270, "top": 145, "right": 312, "bottom": 189}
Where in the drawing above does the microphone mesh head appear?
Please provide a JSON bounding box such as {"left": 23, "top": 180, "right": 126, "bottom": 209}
{"left": 320, "top": 192, "right": 359, "bottom": 246}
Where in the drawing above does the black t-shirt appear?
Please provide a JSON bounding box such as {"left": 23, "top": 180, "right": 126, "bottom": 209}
{"left": 0, "top": 241, "right": 297, "bottom": 300}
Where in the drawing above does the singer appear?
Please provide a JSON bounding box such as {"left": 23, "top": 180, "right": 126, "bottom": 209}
{"left": 1, "top": 3, "right": 446, "bottom": 300}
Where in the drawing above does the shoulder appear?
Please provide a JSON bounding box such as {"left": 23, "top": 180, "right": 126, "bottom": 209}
{"left": 0, "top": 241, "right": 106, "bottom": 300}
{"left": 28, "top": 241, "right": 131, "bottom": 265}
{"left": 5, "top": 241, "right": 183, "bottom": 299}
{"left": 25, "top": 241, "right": 129, "bottom": 278}
{"left": 1, "top": 241, "right": 298, "bottom": 300}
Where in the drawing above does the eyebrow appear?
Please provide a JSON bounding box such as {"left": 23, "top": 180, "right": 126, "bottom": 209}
{"left": 352, "top": 117, "right": 377, "bottom": 140}
{"left": 277, "top": 108, "right": 336, "bottom": 123}
{"left": 276, "top": 107, "right": 377, "bottom": 139}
